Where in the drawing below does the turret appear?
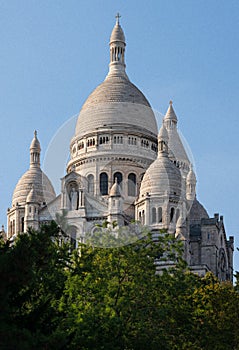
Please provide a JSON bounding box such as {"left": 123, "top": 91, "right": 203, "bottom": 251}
{"left": 163, "top": 101, "right": 190, "bottom": 176}
{"left": 108, "top": 179, "right": 124, "bottom": 226}
{"left": 158, "top": 124, "right": 169, "bottom": 155}
{"left": 24, "top": 185, "right": 40, "bottom": 231}
{"left": 164, "top": 100, "right": 178, "bottom": 130}
{"left": 136, "top": 122, "right": 184, "bottom": 233}
{"left": 186, "top": 164, "right": 196, "bottom": 201}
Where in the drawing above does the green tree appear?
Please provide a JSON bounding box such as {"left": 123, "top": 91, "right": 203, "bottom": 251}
{"left": 190, "top": 273, "right": 239, "bottom": 350}
{"left": 56, "top": 228, "right": 195, "bottom": 349}
{"left": 1, "top": 222, "right": 239, "bottom": 350}
{"left": 0, "top": 221, "right": 70, "bottom": 349}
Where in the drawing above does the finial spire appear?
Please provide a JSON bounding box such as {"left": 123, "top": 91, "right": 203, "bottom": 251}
{"left": 34, "top": 130, "right": 37, "bottom": 138}
{"left": 115, "top": 13, "right": 121, "bottom": 25}
{"left": 169, "top": 100, "right": 173, "bottom": 106}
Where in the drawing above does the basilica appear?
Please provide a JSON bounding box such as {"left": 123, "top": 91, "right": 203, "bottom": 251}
{"left": 6, "top": 16, "right": 234, "bottom": 282}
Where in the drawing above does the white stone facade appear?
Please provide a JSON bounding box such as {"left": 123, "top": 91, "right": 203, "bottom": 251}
{"left": 7, "top": 17, "right": 234, "bottom": 282}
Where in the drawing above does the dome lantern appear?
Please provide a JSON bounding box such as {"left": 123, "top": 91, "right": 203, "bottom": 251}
{"left": 30, "top": 130, "right": 41, "bottom": 168}
{"left": 108, "top": 13, "right": 127, "bottom": 78}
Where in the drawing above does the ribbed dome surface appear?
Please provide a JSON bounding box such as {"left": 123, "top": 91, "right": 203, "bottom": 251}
{"left": 82, "top": 75, "right": 151, "bottom": 109}
{"left": 139, "top": 155, "right": 182, "bottom": 197}
{"left": 110, "top": 23, "right": 125, "bottom": 43}
{"left": 12, "top": 168, "right": 56, "bottom": 206}
{"left": 75, "top": 76, "right": 157, "bottom": 138}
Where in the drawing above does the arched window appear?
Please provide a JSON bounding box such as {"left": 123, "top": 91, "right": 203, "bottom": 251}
{"left": 128, "top": 173, "right": 136, "bottom": 196}
{"left": 170, "top": 207, "right": 175, "bottom": 223}
{"left": 87, "top": 174, "right": 94, "bottom": 195}
{"left": 158, "top": 207, "right": 162, "bottom": 223}
{"left": 100, "top": 172, "right": 108, "bottom": 195}
{"left": 152, "top": 207, "right": 156, "bottom": 224}
{"left": 99, "top": 136, "right": 109, "bottom": 144}
{"left": 87, "top": 138, "right": 95, "bottom": 147}
{"left": 114, "top": 172, "right": 123, "bottom": 187}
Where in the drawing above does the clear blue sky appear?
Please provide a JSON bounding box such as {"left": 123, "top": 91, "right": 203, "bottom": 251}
{"left": 1, "top": 1, "right": 239, "bottom": 272}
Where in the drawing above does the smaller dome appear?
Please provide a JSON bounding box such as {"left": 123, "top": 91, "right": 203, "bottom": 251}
{"left": 139, "top": 122, "right": 182, "bottom": 198}
{"left": 12, "top": 168, "right": 56, "bottom": 206}
{"left": 12, "top": 131, "right": 55, "bottom": 206}
{"left": 139, "top": 155, "right": 182, "bottom": 197}
{"left": 30, "top": 131, "right": 41, "bottom": 151}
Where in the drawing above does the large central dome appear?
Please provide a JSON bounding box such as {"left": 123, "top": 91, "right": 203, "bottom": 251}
{"left": 74, "top": 17, "right": 157, "bottom": 140}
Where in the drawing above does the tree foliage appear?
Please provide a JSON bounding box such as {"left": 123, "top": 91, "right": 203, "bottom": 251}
{"left": 0, "top": 222, "right": 239, "bottom": 349}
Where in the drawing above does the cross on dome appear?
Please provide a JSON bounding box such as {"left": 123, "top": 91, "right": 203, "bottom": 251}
{"left": 115, "top": 12, "right": 121, "bottom": 25}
